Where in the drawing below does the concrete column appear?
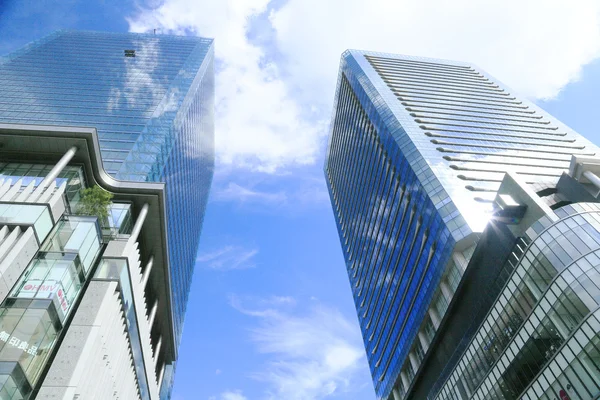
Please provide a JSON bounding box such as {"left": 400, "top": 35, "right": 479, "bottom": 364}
{"left": 0, "top": 179, "right": 11, "bottom": 198}
{"left": 400, "top": 371, "right": 410, "bottom": 393}
{"left": 440, "top": 281, "right": 453, "bottom": 303}
{"left": 153, "top": 335, "right": 162, "bottom": 361}
{"left": 584, "top": 170, "right": 600, "bottom": 190}
{"left": 409, "top": 352, "right": 419, "bottom": 373}
{"left": 38, "top": 146, "right": 77, "bottom": 189}
{"left": 428, "top": 308, "right": 441, "bottom": 329}
{"left": 157, "top": 362, "right": 166, "bottom": 392}
{"left": 141, "top": 256, "right": 154, "bottom": 289}
{"left": 1, "top": 179, "right": 21, "bottom": 201}
{"left": 148, "top": 298, "right": 159, "bottom": 329}
{"left": 128, "top": 203, "right": 149, "bottom": 247}
{"left": 452, "top": 252, "right": 468, "bottom": 272}
{"left": 392, "top": 387, "right": 403, "bottom": 400}
{"left": 418, "top": 331, "right": 430, "bottom": 352}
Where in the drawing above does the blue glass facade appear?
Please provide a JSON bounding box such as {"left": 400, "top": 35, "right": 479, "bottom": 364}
{"left": 0, "top": 29, "right": 214, "bottom": 363}
{"left": 324, "top": 51, "right": 598, "bottom": 400}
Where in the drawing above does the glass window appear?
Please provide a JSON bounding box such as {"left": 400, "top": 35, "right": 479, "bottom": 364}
{"left": 414, "top": 340, "right": 425, "bottom": 364}
{"left": 41, "top": 216, "right": 101, "bottom": 273}
{"left": 423, "top": 317, "right": 435, "bottom": 343}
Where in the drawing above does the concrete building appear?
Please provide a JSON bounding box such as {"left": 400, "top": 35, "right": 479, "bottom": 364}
{"left": 0, "top": 124, "right": 174, "bottom": 399}
{"left": 324, "top": 51, "right": 600, "bottom": 399}
{"left": 0, "top": 30, "right": 215, "bottom": 397}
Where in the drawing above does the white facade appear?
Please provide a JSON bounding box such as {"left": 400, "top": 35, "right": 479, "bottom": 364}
{"left": 0, "top": 134, "right": 169, "bottom": 400}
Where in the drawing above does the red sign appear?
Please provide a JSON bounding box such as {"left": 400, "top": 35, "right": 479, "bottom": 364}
{"left": 21, "top": 280, "right": 69, "bottom": 313}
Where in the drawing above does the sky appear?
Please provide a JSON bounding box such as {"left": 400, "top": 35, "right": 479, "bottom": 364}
{"left": 1, "top": 1, "right": 600, "bottom": 399}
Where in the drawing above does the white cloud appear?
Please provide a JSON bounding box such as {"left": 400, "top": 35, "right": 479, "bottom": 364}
{"left": 127, "top": 0, "right": 600, "bottom": 171}
{"left": 213, "top": 182, "right": 287, "bottom": 204}
{"left": 196, "top": 245, "right": 259, "bottom": 270}
{"left": 270, "top": 0, "right": 600, "bottom": 103}
{"left": 128, "top": 0, "right": 325, "bottom": 173}
{"left": 230, "top": 295, "right": 367, "bottom": 400}
{"left": 220, "top": 390, "right": 248, "bottom": 400}
{"left": 211, "top": 173, "right": 329, "bottom": 209}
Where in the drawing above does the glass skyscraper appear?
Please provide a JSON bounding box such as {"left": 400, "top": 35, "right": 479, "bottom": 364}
{"left": 0, "top": 30, "right": 214, "bottom": 397}
{"left": 324, "top": 51, "right": 600, "bottom": 399}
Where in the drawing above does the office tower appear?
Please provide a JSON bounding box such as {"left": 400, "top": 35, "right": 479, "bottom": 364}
{"left": 324, "top": 51, "right": 600, "bottom": 400}
{"left": 0, "top": 30, "right": 214, "bottom": 398}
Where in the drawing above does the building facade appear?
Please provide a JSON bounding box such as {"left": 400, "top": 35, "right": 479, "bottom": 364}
{"left": 431, "top": 167, "right": 600, "bottom": 400}
{"left": 0, "top": 30, "right": 215, "bottom": 397}
{"left": 0, "top": 124, "right": 174, "bottom": 399}
{"left": 324, "top": 51, "right": 600, "bottom": 399}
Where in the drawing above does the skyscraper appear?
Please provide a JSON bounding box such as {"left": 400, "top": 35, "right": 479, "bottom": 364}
{"left": 0, "top": 30, "right": 214, "bottom": 398}
{"left": 324, "top": 51, "right": 600, "bottom": 399}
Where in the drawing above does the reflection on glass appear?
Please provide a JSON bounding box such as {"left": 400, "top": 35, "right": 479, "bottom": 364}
{"left": 0, "top": 212, "right": 105, "bottom": 399}
{"left": 41, "top": 216, "right": 101, "bottom": 273}
{"left": 0, "top": 302, "right": 59, "bottom": 398}
{"left": 10, "top": 255, "right": 83, "bottom": 322}
{"left": 0, "top": 163, "right": 85, "bottom": 208}
{"left": 106, "top": 202, "right": 133, "bottom": 238}
{"left": 0, "top": 204, "right": 52, "bottom": 243}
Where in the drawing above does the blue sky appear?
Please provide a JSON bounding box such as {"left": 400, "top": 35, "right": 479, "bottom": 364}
{"left": 1, "top": 1, "right": 600, "bottom": 399}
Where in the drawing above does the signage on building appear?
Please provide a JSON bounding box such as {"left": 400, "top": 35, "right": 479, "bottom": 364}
{"left": 0, "top": 331, "right": 38, "bottom": 356}
{"left": 20, "top": 280, "right": 69, "bottom": 313}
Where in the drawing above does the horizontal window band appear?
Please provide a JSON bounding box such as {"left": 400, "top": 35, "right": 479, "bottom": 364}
{"left": 424, "top": 129, "right": 573, "bottom": 142}
{"left": 382, "top": 75, "right": 499, "bottom": 91}
{"left": 406, "top": 105, "right": 541, "bottom": 119}
{"left": 418, "top": 120, "right": 560, "bottom": 135}
{"left": 366, "top": 55, "right": 474, "bottom": 71}
{"left": 384, "top": 78, "right": 505, "bottom": 95}
{"left": 397, "top": 94, "right": 527, "bottom": 109}
{"left": 376, "top": 67, "right": 487, "bottom": 83}
{"left": 394, "top": 88, "right": 518, "bottom": 103}
{"left": 387, "top": 81, "right": 511, "bottom": 99}
{"left": 444, "top": 156, "right": 569, "bottom": 169}
{"left": 373, "top": 66, "right": 492, "bottom": 85}
{"left": 422, "top": 124, "right": 565, "bottom": 138}
{"left": 430, "top": 137, "right": 584, "bottom": 149}
{"left": 434, "top": 144, "right": 594, "bottom": 157}
{"left": 401, "top": 100, "right": 534, "bottom": 115}
{"left": 369, "top": 59, "right": 480, "bottom": 78}
{"left": 449, "top": 164, "right": 566, "bottom": 175}
{"left": 412, "top": 114, "right": 552, "bottom": 127}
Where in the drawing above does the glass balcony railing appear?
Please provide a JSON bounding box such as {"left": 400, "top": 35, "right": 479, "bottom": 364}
{"left": 104, "top": 202, "right": 133, "bottom": 240}
{"left": 39, "top": 216, "right": 101, "bottom": 274}
{"left": 0, "top": 215, "right": 103, "bottom": 399}
{"left": 0, "top": 203, "right": 53, "bottom": 244}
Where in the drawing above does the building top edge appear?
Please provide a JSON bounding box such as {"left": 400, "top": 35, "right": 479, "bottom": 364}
{"left": 54, "top": 28, "right": 215, "bottom": 42}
